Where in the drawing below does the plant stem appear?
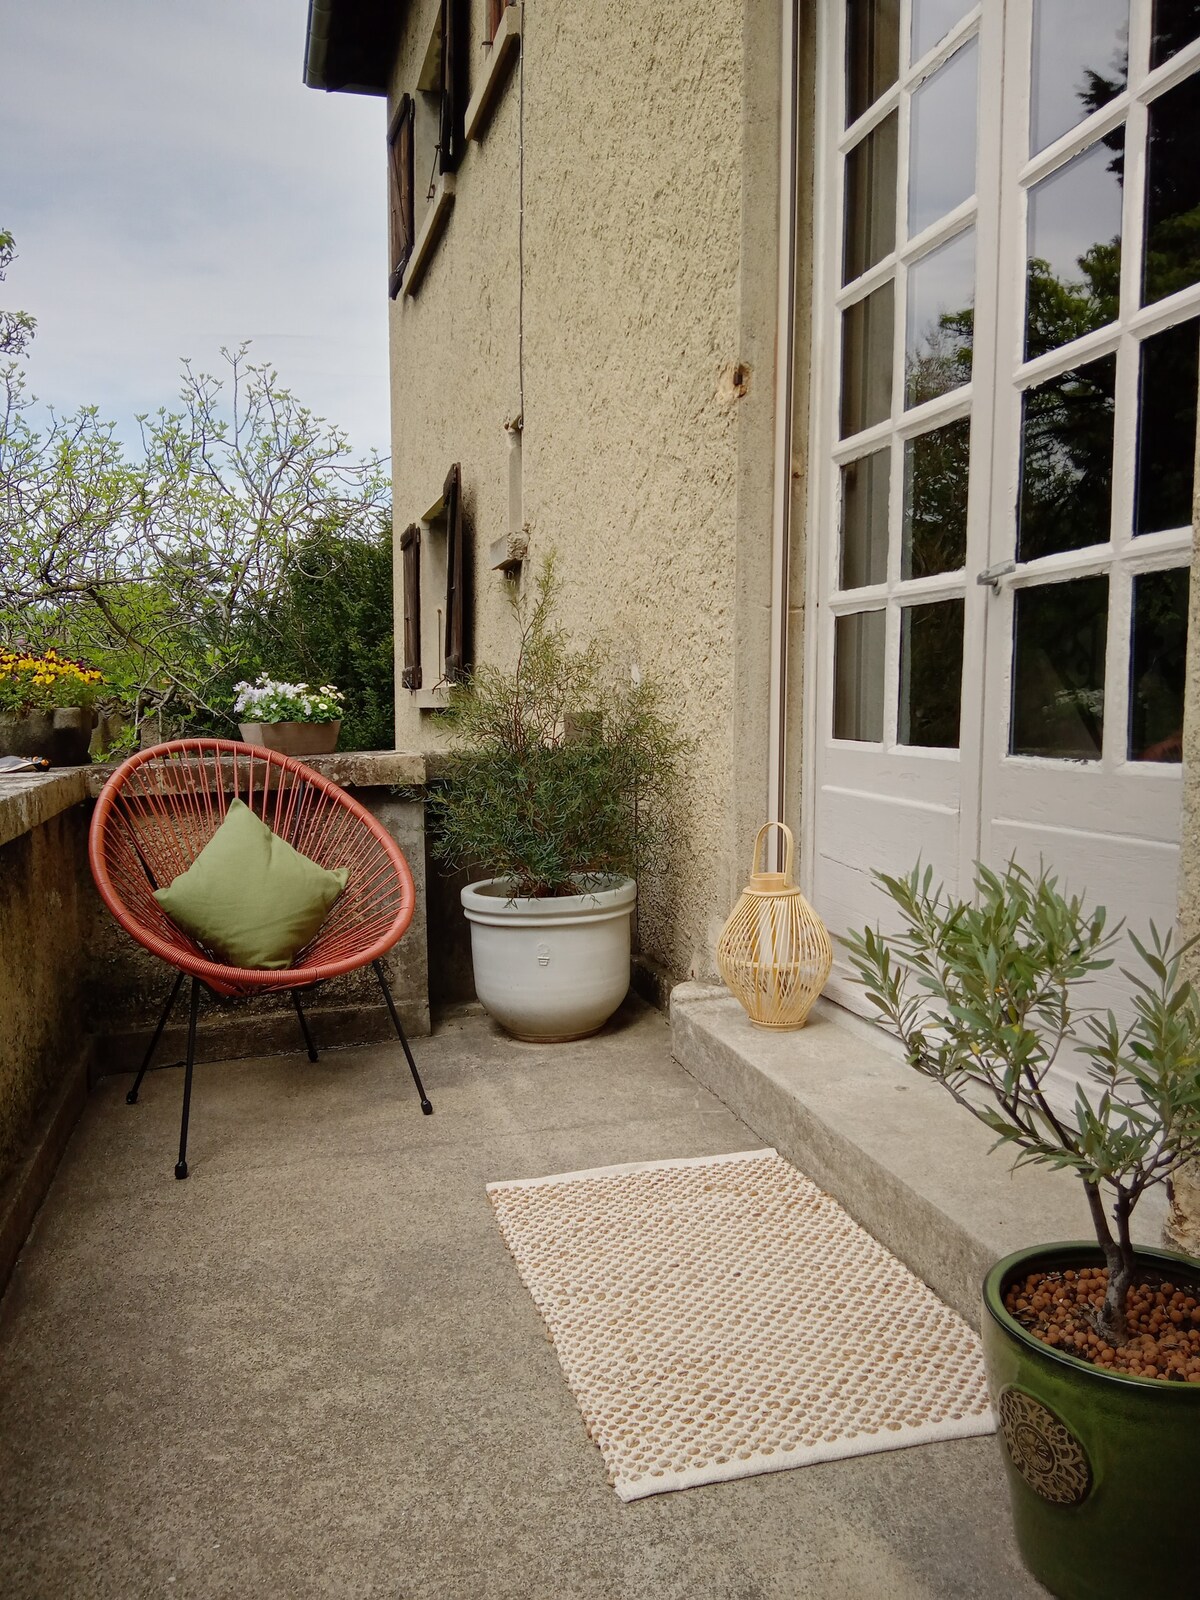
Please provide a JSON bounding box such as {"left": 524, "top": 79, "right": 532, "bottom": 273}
{"left": 1083, "top": 1179, "right": 1129, "bottom": 1343}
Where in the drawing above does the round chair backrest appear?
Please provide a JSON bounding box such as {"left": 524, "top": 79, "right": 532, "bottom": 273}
{"left": 89, "top": 739, "right": 415, "bottom": 987}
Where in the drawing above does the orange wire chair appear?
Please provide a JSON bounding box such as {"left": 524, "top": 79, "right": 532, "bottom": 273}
{"left": 89, "top": 739, "right": 432, "bottom": 1178}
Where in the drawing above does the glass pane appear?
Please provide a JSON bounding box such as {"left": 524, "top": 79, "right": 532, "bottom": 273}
{"left": 834, "top": 610, "right": 886, "bottom": 740}
{"left": 844, "top": 113, "right": 898, "bottom": 284}
{"left": 841, "top": 450, "right": 891, "bottom": 588}
{"left": 1151, "top": 2, "right": 1200, "bottom": 70}
{"left": 1135, "top": 318, "right": 1200, "bottom": 535}
{"left": 1026, "top": 133, "right": 1124, "bottom": 361}
{"left": 1130, "top": 567, "right": 1189, "bottom": 762}
{"left": 1011, "top": 577, "right": 1108, "bottom": 759}
{"left": 909, "top": 39, "right": 979, "bottom": 237}
{"left": 841, "top": 282, "right": 895, "bottom": 438}
{"left": 903, "top": 417, "right": 970, "bottom": 577}
{"left": 1030, "top": 0, "right": 1128, "bottom": 156}
{"left": 1143, "top": 71, "right": 1200, "bottom": 306}
{"left": 905, "top": 228, "right": 974, "bottom": 408}
{"left": 847, "top": 0, "right": 901, "bottom": 125}
{"left": 1018, "top": 354, "right": 1116, "bottom": 560}
{"left": 899, "top": 599, "right": 964, "bottom": 747}
{"left": 912, "top": 0, "right": 974, "bottom": 64}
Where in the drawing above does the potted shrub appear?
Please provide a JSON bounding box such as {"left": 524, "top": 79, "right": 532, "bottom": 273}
{"left": 0, "top": 645, "right": 105, "bottom": 766}
{"left": 843, "top": 861, "right": 1200, "bottom": 1600}
{"left": 233, "top": 675, "right": 344, "bottom": 757}
{"left": 429, "top": 559, "right": 686, "bottom": 1041}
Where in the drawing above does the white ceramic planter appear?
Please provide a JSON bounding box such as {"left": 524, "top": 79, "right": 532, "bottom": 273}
{"left": 461, "top": 876, "right": 636, "bottom": 1042}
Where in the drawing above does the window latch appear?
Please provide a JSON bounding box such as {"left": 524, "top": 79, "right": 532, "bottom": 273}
{"left": 977, "top": 560, "right": 1016, "bottom": 590}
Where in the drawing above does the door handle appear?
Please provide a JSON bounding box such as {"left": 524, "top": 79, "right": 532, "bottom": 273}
{"left": 976, "top": 560, "right": 1016, "bottom": 590}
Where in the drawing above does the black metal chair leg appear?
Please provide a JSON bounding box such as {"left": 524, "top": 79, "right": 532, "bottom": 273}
{"left": 291, "top": 990, "right": 319, "bottom": 1062}
{"left": 127, "top": 970, "right": 185, "bottom": 1105}
{"left": 373, "top": 960, "right": 432, "bottom": 1115}
{"left": 175, "top": 977, "right": 201, "bottom": 1179}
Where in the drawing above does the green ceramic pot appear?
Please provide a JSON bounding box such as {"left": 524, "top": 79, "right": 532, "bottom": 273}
{"left": 982, "top": 1242, "right": 1200, "bottom": 1600}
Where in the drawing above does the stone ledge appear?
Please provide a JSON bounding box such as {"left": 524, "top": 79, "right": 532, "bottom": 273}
{"left": 670, "top": 983, "right": 1166, "bottom": 1328}
{"left": 0, "top": 769, "right": 90, "bottom": 851}
{"left": 83, "top": 748, "right": 428, "bottom": 799}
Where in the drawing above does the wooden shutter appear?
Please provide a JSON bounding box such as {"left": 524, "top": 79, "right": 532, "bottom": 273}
{"left": 400, "top": 522, "right": 422, "bottom": 690}
{"left": 443, "top": 463, "right": 467, "bottom": 680}
{"left": 486, "top": 0, "right": 507, "bottom": 42}
{"left": 387, "top": 96, "right": 415, "bottom": 299}
{"left": 439, "top": 0, "right": 467, "bottom": 174}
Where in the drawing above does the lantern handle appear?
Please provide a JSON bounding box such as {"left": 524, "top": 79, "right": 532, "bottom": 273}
{"left": 752, "top": 821, "right": 795, "bottom": 883}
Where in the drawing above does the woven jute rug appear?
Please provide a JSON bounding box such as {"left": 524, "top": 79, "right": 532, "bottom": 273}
{"left": 487, "top": 1148, "right": 994, "bottom": 1501}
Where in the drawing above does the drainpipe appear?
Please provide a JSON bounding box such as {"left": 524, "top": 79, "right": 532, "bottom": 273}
{"left": 766, "top": 0, "right": 800, "bottom": 856}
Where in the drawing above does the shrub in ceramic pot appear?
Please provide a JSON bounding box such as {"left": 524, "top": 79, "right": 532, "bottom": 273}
{"left": 233, "top": 675, "right": 343, "bottom": 757}
{"left": 429, "top": 559, "right": 686, "bottom": 1042}
{"left": 843, "top": 861, "right": 1200, "bottom": 1600}
{"left": 0, "top": 644, "right": 105, "bottom": 765}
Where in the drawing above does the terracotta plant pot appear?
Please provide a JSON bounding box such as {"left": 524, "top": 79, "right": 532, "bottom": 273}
{"left": 982, "top": 1242, "right": 1200, "bottom": 1600}
{"left": 0, "top": 707, "right": 95, "bottom": 766}
{"left": 238, "top": 719, "right": 341, "bottom": 757}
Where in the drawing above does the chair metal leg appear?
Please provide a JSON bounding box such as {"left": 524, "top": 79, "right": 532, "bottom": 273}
{"left": 127, "top": 971, "right": 185, "bottom": 1105}
{"left": 175, "top": 977, "right": 201, "bottom": 1180}
{"left": 373, "top": 960, "right": 432, "bottom": 1115}
{"left": 291, "top": 990, "right": 319, "bottom": 1062}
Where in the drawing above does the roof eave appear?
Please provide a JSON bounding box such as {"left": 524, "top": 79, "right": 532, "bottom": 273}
{"left": 303, "top": 0, "right": 400, "bottom": 97}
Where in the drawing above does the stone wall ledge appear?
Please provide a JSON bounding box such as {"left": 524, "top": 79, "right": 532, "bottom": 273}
{"left": 0, "top": 769, "right": 90, "bottom": 851}
{"left": 84, "top": 748, "right": 428, "bottom": 799}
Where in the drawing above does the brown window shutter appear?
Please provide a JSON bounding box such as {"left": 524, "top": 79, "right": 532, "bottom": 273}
{"left": 439, "top": 0, "right": 468, "bottom": 174}
{"left": 400, "top": 522, "right": 422, "bottom": 690}
{"left": 387, "top": 96, "right": 415, "bottom": 299}
{"left": 486, "top": 0, "right": 507, "bottom": 42}
{"left": 443, "top": 463, "right": 467, "bottom": 680}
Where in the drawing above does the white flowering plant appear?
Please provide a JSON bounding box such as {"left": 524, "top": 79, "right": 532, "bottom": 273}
{"left": 233, "top": 675, "right": 344, "bottom": 724}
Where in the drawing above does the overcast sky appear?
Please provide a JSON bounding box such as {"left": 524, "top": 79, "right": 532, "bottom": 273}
{"left": 1, "top": 0, "right": 391, "bottom": 459}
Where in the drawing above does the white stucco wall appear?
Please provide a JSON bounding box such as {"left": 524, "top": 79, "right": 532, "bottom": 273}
{"left": 386, "top": 0, "right": 784, "bottom": 983}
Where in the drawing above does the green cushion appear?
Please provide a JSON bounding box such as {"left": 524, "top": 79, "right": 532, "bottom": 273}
{"left": 153, "top": 798, "right": 349, "bottom": 969}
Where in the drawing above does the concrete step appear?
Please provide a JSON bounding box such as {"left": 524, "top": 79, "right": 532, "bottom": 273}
{"left": 669, "top": 983, "right": 1166, "bottom": 1328}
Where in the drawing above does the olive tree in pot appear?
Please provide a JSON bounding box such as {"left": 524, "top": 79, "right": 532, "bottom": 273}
{"left": 429, "top": 560, "right": 686, "bottom": 1042}
{"left": 843, "top": 860, "right": 1200, "bottom": 1600}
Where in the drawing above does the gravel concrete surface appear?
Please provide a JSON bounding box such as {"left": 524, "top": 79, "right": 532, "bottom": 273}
{"left": 0, "top": 999, "right": 1044, "bottom": 1599}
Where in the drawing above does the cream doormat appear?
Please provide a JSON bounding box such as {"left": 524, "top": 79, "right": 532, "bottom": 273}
{"left": 487, "top": 1148, "right": 994, "bottom": 1501}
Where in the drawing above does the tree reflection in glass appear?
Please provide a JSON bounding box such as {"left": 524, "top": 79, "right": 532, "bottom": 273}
{"left": 1151, "top": 1, "right": 1200, "bottom": 70}
{"left": 905, "top": 229, "right": 974, "bottom": 408}
{"left": 1018, "top": 355, "right": 1116, "bottom": 561}
{"left": 1130, "top": 567, "right": 1188, "bottom": 762}
{"left": 1143, "top": 71, "right": 1200, "bottom": 306}
{"left": 1025, "top": 132, "right": 1123, "bottom": 361}
{"left": 903, "top": 418, "right": 970, "bottom": 578}
{"left": 899, "top": 599, "right": 963, "bottom": 747}
{"left": 1030, "top": 0, "right": 1127, "bottom": 155}
{"left": 1011, "top": 577, "right": 1108, "bottom": 759}
{"left": 1135, "top": 319, "right": 1200, "bottom": 535}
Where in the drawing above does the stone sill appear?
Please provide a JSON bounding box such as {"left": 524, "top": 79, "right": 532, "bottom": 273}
{"left": 670, "top": 983, "right": 1166, "bottom": 1329}
{"left": 0, "top": 752, "right": 429, "bottom": 850}
{"left": 465, "top": 2, "right": 522, "bottom": 141}
{"left": 401, "top": 174, "right": 455, "bottom": 297}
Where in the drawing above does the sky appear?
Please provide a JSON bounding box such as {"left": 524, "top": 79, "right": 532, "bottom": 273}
{"left": 0, "top": 0, "right": 391, "bottom": 460}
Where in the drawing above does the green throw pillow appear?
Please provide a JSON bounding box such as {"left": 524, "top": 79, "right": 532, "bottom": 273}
{"left": 154, "top": 798, "right": 349, "bottom": 969}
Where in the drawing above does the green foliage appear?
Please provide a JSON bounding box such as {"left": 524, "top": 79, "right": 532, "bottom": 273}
{"left": 0, "top": 230, "right": 36, "bottom": 357}
{"left": 0, "top": 344, "right": 389, "bottom": 736}
{"left": 843, "top": 861, "right": 1200, "bottom": 1341}
{"left": 429, "top": 558, "right": 687, "bottom": 898}
{"left": 194, "top": 522, "right": 395, "bottom": 751}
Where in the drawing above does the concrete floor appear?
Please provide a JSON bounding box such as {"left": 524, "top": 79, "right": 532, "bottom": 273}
{"left": 0, "top": 999, "right": 1044, "bottom": 1600}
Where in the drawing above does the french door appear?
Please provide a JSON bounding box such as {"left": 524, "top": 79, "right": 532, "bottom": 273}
{"left": 809, "top": 1, "right": 1200, "bottom": 1091}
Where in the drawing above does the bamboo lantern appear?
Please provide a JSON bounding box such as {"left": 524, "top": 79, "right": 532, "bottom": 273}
{"left": 716, "top": 822, "right": 833, "bottom": 1029}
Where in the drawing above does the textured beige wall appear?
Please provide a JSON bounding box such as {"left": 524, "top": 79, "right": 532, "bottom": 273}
{"left": 388, "top": 0, "right": 785, "bottom": 982}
